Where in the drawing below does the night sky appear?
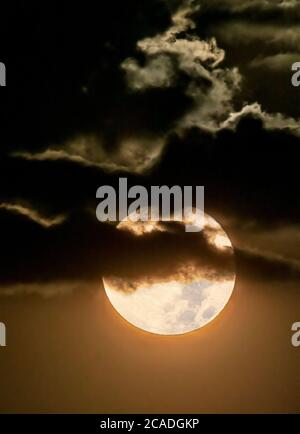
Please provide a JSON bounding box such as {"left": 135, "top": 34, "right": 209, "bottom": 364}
{"left": 0, "top": 0, "right": 299, "bottom": 413}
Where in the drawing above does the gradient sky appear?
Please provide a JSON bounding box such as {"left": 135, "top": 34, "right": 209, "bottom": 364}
{"left": 0, "top": 0, "right": 300, "bottom": 413}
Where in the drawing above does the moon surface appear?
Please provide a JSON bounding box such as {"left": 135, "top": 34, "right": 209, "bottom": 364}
{"left": 103, "top": 214, "right": 235, "bottom": 335}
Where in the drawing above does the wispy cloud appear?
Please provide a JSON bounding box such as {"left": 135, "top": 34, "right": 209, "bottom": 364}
{"left": 0, "top": 203, "right": 66, "bottom": 228}
{"left": 12, "top": 135, "right": 164, "bottom": 174}
{"left": 222, "top": 103, "right": 300, "bottom": 136}
{"left": 122, "top": 0, "right": 242, "bottom": 131}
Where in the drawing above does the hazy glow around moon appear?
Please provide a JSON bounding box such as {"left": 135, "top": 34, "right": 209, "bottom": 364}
{"left": 103, "top": 214, "right": 235, "bottom": 335}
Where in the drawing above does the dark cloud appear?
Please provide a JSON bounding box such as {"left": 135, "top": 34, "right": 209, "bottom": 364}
{"left": 1, "top": 201, "right": 299, "bottom": 293}
{"left": 236, "top": 247, "right": 300, "bottom": 283}
{"left": 1, "top": 1, "right": 299, "bottom": 294}
{"left": 153, "top": 113, "right": 300, "bottom": 229}
{"left": 194, "top": 0, "right": 300, "bottom": 23}
{"left": 250, "top": 53, "right": 300, "bottom": 71}
{"left": 2, "top": 0, "right": 243, "bottom": 174}
{"left": 1, "top": 0, "right": 172, "bottom": 152}
{"left": 2, "top": 109, "right": 299, "bottom": 230}
{"left": 191, "top": 0, "right": 300, "bottom": 118}
{"left": 0, "top": 109, "right": 300, "bottom": 291}
{"left": 0, "top": 207, "right": 235, "bottom": 286}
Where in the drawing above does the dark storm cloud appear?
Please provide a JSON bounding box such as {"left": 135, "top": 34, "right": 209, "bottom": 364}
{"left": 5, "top": 0, "right": 298, "bottom": 171}
{"left": 1, "top": 109, "right": 300, "bottom": 292}
{"left": 1, "top": 1, "right": 300, "bottom": 294}
{"left": 3, "top": 109, "right": 300, "bottom": 230}
{"left": 4, "top": 0, "right": 243, "bottom": 174}
{"left": 4, "top": 0, "right": 298, "bottom": 171}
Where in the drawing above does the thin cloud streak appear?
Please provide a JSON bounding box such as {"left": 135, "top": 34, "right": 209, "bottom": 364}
{"left": 0, "top": 203, "right": 67, "bottom": 228}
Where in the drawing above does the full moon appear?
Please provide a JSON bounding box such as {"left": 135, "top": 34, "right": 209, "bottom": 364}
{"left": 103, "top": 214, "right": 235, "bottom": 335}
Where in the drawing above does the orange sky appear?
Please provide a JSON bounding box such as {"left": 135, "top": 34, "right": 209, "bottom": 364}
{"left": 0, "top": 276, "right": 299, "bottom": 413}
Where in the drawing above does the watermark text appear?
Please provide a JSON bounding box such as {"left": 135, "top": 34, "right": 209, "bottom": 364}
{"left": 96, "top": 178, "right": 204, "bottom": 232}
{"left": 0, "top": 322, "right": 6, "bottom": 347}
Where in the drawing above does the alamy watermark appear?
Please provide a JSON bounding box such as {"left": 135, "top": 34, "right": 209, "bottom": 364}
{"left": 96, "top": 178, "right": 204, "bottom": 232}
{"left": 291, "top": 62, "right": 300, "bottom": 87}
{"left": 0, "top": 322, "right": 6, "bottom": 347}
{"left": 0, "top": 62, "right": 6, "bottom": 86}
{"left": 291, "top": 322, "right": 300, "bottom": 348}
